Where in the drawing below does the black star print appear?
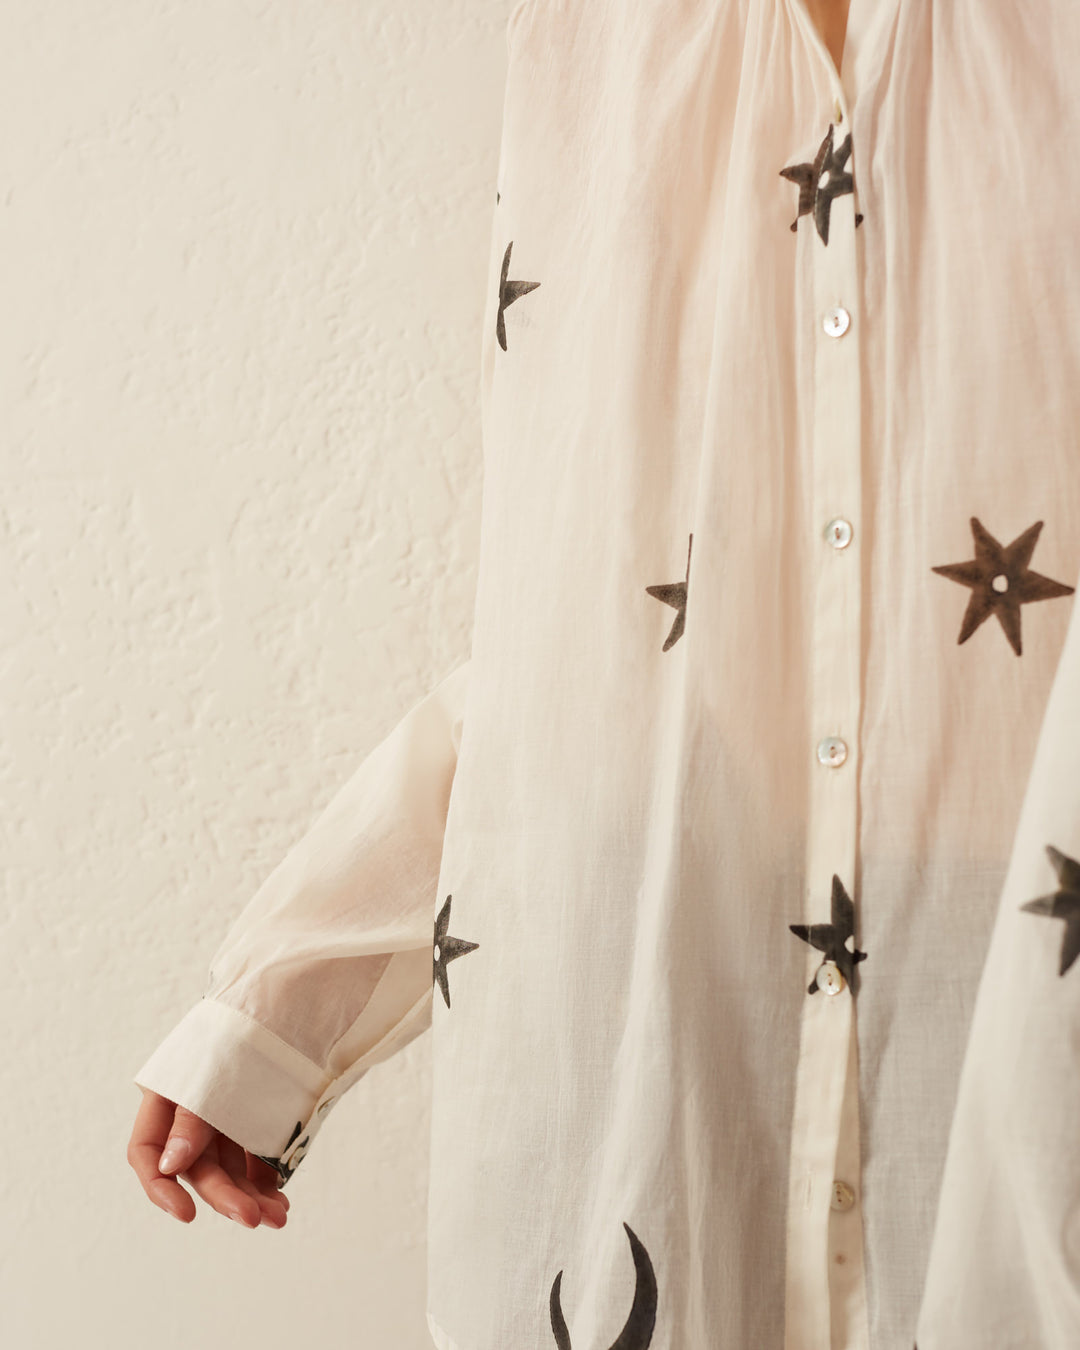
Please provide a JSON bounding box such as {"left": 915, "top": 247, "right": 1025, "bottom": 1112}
{"left": 496, "top": 240, "right": 541, "bottom": 352}
{"left": 645, "top": 532, "right": 693, "bottom": 651}
{"left": 931, "top": 517, "right": 1075, "bottom": 656}
{"left": 1020, "top": 844, "right": 1080, "bottom": 976}
{"left": 433, "top": 893, "right": 479, "bottom": 1009}
{"left": 789, "top": 873, "right": 867, "bottom": 996}
{"left": 252, "top": 1120, "right": 308, "bottom": 1189}
{"left": 550, "top": 1222, "right": 658, "bottom": 1350}
{"left": 779, "top": 123, "right": 863, "bottom": 244}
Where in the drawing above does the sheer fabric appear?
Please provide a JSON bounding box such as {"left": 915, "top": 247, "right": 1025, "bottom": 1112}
{"left": 136, "top": 3, "right": 1080, "bottom": 1346}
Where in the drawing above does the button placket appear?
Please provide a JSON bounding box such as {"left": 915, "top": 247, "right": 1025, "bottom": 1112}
{"left": 827, "top": 1018, "right": 872, "bottom": 1349}
{"left": 783, "top": 105, "right": 867, "bottom": 1350}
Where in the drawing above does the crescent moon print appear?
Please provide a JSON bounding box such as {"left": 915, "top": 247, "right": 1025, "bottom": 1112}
{"left": 496, "top": 240, "right": 541, "bottom": 351}
{"left": 645, "top": 532, "right": 693, "bottom": 651}
{"left": 549, "top": 1222, "right": 658, "bottom": 1350}
{"left": 433, "top": 893, "right": 479, "bottom": 1009}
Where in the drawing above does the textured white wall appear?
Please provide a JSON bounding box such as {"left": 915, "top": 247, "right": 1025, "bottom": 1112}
{"left": 0, "top": 3, "right": 511, "bottom": 1346}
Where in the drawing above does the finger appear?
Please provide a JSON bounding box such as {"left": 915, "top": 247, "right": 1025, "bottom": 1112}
{"left": 157, "top": 1103, "right": 219, "bottom": 1178}
{"left": 246, "top": 1152, "right": 290, "bottom": 1209}
{"left": 127, "top": 1090, "right": 200, "bottom": 1223}
{"left": 177, "top": 1141, "right": 270, "bottom": 1228}
{"left": 217, "top": 1136, "right": 288, "bottom": 1228}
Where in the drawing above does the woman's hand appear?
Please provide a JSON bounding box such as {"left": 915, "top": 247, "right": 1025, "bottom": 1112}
{"left": 128, "top": 1087, "right": 290, "bottom": 1229}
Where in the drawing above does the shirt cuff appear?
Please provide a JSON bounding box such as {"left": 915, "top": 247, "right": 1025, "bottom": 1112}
{"left": 132, "top": 996, "right": 329, "bottom": 1163}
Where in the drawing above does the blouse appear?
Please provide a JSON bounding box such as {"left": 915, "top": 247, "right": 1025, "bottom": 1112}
{"left": 134, "top": 2, "right": 1080, "bottom": 1346}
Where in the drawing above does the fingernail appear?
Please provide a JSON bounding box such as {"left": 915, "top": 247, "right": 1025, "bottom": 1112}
{"left": 159, "top": 1139, "right": 190, "bottom": 1173}
{"left": 228, "top": 1209, "right": 249, "bottom": 1226}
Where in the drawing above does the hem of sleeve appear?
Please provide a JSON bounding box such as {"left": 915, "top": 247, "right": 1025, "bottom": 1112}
{"left": 132, "top": 996, "right": 329, "bottom": 1158}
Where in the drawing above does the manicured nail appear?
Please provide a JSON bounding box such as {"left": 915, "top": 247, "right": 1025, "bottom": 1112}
{"left": 228, "top": 1209, "right": 249, "bottom": 1226}
{"left": 159, "top": 1139, "right": 190, "bottom": 1173}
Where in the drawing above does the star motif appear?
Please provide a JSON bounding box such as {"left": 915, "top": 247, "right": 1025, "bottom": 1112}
{"left": 931, "top": 517, "right": 1074, "bottom": 656}
{"left": 496, "top": 240, "right": 541, "bottom": 351}
{"left": 433, "top": 893, "right": 479, "bottom": 1009}
{"left": 252, "top": 1119, "right": 309, "bottom": 1189}
{"left": 645, "top": 532, "right": 693, "bottom": 651}
{"left": 1020, "top": 844, "right": 1080, "bottom": 976}
{"left": 789, "top": 873, "right": 868, "bottom": 996}
{"left": 779, "top": 123, "right": 863, "bottom": 244}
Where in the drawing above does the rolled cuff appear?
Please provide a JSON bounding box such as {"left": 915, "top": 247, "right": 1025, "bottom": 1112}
{"left": 132, "top": 996, "right": 329, "bottom": 1161}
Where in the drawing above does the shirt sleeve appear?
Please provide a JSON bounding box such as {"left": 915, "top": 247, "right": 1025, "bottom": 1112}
{"left": 914, "top": 572, "right": 1080, "bottom": 1346}
{"left": 132, "top": 656, "right": 471, "bottom": 1188}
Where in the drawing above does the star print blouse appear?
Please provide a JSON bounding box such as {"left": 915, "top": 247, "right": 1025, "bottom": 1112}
{"left": 133, "top": 2, "right": 1080, "bottom": 1347}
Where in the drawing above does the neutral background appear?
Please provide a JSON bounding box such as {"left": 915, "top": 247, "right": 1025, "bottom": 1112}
{"left": 0, "top": 3, "right": 514, "bottom": 1346}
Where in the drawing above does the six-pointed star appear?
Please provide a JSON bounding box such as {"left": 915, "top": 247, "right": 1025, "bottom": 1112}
{"left": 645, "top": 532, "right": 693, "bottom": 651}
{"left": 496, "top": 240, "right": 541, "bottom": 352}
{"left": 433, "top": 893, "right": 479, "bottom": 1009}
{"left": 931, "top": 516, "right": 1074, "bottom": 656}
{"left": 779, "top": 122, "right": 864, "bottom": 244}
{"left": 790, "top": 872, "right": 868, "bottom": 995}
{"left": 1020, "top": 844, "right": 1080, "bottom": 976}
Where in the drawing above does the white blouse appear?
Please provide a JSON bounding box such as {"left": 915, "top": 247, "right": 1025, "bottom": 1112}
{"left": 134, "top": 2, "right": 1080, "bottom": 1346}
